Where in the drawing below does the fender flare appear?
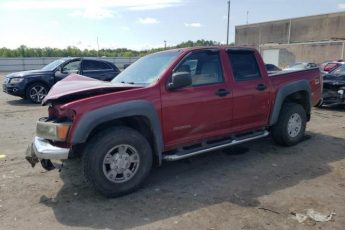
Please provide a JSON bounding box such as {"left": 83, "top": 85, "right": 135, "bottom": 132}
{"left": 269, "top": 80, "right": 311, "bottom": 126}
{"left": 71, "top": 100, "right": 164, "bottom": 163}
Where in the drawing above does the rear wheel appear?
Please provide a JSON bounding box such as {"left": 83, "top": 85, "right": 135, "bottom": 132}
{"left": 26, "top": 83, "right": 49, "bottom": 104}
{"left": 82, "top": 126, "right": 152, "bottom": 197}
{"left": 271, "top": 103, "right": 307, "bottom": 146}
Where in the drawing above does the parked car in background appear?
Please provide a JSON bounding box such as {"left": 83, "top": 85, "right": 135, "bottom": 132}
{"left": 321, "top": 64, "right": 345, "bottom": 106}
{"left": 2, "top": 58, "right": 120, "bottom": 103}
{"left": 284, "top": 62, "right": 318, "bottom": 71}
{"left": 265, "top": 63, "right": 282, "bottom": 74}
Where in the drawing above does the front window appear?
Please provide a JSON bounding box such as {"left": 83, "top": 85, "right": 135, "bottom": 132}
{"left": 62, "top": 60, "right": 81, "bottom": 74}
{"left": 41, "top": 59, "right": 65, "bottom": 71}
{"left": 174, "top": 51, "right": 224, "bottom": 86}
{"left": 112, "top": 50, "right": 180, "bottom": 85}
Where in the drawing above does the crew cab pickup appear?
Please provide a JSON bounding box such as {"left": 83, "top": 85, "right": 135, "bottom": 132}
{"left": 25, "top": 47, "right": 322, "bottom": 197}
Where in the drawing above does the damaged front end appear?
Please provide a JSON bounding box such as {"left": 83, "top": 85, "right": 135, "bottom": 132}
{"left": 25, "top": 118, "right": 72, "bottom": 171}
{"left": 322, "top": 80, "right": 345, "bottom": 106}
{"left": 25, "top": 74, "right": 143, "bottom": 171}
{"left": 25, "top": 138, "right": 68, "bottom": 171}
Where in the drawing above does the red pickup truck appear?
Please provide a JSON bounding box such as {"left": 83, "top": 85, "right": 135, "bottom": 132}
{"left": 26, "top": 47, "right": 322, "bottom": 197}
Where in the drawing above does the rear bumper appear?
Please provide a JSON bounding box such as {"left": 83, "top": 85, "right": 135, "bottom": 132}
{"left": 25, "top": 136, "right": 70, "bottom": 167}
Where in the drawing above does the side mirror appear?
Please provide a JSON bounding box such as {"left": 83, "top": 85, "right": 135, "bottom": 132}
{"left": 167, "top": 72, "right": 192, "bottom": 90}
{"left": 55, "top": 70, "right": 63, "bottom": 77}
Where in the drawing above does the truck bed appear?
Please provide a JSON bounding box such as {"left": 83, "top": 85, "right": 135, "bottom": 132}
{"left": 269, "top": 68, "right": 322, "bottom": 106}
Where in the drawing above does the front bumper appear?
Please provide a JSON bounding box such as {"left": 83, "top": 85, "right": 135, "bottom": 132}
{"left": 25, "top": 136, "right": 70, "bottom": 168}
{"left": 322, "top": 89, "right": 345, "bottom": 106}
{"left": 2, "top": 82, "right": 26, "bottom": 97}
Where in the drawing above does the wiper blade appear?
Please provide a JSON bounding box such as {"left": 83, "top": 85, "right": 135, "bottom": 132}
{"left": 120, "top": 81, "right": 135, "bottom": 84}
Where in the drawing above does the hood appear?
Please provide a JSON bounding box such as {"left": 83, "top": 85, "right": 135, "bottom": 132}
{"left": 323, "top": 79, "right": 345, "bottom": 86}
{"left": 6, "top": 69, "right": 51, "bottom": 78}
{"left": 323, "top": 74, "right": 345, "bottom": 81}
{"left": 42, "top": 74, "right": 142, "bottom": 105}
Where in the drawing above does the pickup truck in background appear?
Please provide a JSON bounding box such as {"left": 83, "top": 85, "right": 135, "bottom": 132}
{"left": 25, "top": 47, "right": 322, "bottom": 197}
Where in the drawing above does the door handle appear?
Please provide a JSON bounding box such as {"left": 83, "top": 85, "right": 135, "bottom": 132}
{"left": 215, "top": 89, "right": 230, "bottom": 97}
{"left": 256, "top": 84, "right": 267, "bottom": 91}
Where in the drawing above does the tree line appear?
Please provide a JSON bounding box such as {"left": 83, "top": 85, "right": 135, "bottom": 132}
{"left": 0, "top": 40, "right": 224, "bottom": 57}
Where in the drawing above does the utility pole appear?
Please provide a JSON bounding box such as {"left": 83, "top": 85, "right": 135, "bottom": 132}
{"left": 246, "top": 11, "right": 249, "bottom": 24}
{"left": 226, "top": 0, "right": 231, "bottom": 45}
{"left": 164, "top": 40, "right": 167, "bottom": 49}
{"left": 97, "top": 36, "right": 100, "bottom": 57}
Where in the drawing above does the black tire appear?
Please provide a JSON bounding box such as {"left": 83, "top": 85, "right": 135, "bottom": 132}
{"left": 82, "top": 126, "right": 153, "bottom": 197}
{"left": 40, "top": 159, "right": 55, "bottom": 171}
{"left": 271, "top": 103, "right": 307, "bottom": 146}
{"left": 26, "top": 82, "right": 49, "bottom": 104}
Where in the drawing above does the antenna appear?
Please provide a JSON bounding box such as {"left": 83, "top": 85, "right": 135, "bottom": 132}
{"left": 246, "top": 11, "right": 249, "bottom": 24}
{"left": 97, "top": 36, "right": 100, "bottom": 57}
{"left": 226, "top": 0, "right": 231, "bottom": 45}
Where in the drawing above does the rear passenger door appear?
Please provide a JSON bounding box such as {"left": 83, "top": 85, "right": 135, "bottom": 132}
{"left": 81, "top": 60, "right": 117, "bottom": 81}
{"left": 161, "top": 50, "right": 233, "bottom": 148}
{"left": 227, "top": 50, "right": 270, "bottom": 132}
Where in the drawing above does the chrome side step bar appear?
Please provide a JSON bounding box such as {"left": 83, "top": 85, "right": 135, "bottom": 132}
{"left": 163, "top": 130, "right": 269, "bottom": 161}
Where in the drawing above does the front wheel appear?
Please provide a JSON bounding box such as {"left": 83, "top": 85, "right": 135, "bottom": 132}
{"left": 82, "top": 126, "right": 153, "bottom": 197}
{"left": 26, "top": 83, "right": 49, "bottom": 104}
{"left": 271, "top": 103, "right": 307, "bottom": 146}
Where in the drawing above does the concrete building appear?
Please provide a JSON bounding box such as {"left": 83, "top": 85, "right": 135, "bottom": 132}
{"left": 235, "top": 12, "right": 345, "bottom": 67}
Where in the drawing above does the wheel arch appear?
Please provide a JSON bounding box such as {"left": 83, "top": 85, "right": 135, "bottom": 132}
{"left": 71, "top": 100, "right": 164, "bottom": 165}
{"left": 269, "top": 80, "right": 311, "bottom": 126}
{"left": 25, "top": 80, "right": 50, "bottom": 93}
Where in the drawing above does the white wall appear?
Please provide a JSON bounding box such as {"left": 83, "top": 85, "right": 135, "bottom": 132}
{"left": 262, "top": 49, "right": 280, "bottom": 66}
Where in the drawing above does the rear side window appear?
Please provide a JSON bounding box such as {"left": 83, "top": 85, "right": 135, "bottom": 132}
{"left": 83, "top": 60, "right": 113, "bottom": 71}
{"left": 228, "top": 51, "right": 261, "bottom": 81}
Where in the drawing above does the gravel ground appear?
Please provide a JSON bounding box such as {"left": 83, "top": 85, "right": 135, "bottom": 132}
{"left": 0, "top": 73, "right": 345, "bottom": 230}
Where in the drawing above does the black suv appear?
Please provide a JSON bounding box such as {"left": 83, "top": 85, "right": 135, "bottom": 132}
{"left": 3, "top": 58, "right": 120, "bottom": 103}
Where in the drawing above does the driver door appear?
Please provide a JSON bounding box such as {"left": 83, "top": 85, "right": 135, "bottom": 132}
{"left": 161, "top": 50, "right": 233, "bottom": 148}
{"left": 55, "top": 59, "right": 81, "bottom": 82}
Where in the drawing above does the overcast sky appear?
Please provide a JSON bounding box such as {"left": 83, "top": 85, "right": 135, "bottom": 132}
{"left": 0, "top": 0, "right": 344, "bottom": 50}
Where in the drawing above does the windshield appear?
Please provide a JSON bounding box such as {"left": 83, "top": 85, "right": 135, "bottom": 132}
{"left": 112, "top": 50, "right": 181, "bottom": 85}
{"left": 41, "top": 59, "right": 66, "bottom": 71}
{"left": 331, "top": 65, "right": 345, "bottom": 76}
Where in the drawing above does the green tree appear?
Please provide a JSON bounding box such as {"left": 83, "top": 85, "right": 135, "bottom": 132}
{"left": 0, "top": 40, "right": 222, "bottom": 57}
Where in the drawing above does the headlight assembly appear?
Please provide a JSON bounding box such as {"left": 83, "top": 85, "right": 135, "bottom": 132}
{"left": 36, "top": 121, "right": 71, "bottom": 141}
{"left": 9, "top": 77, "right": 24, "bottom": 84}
